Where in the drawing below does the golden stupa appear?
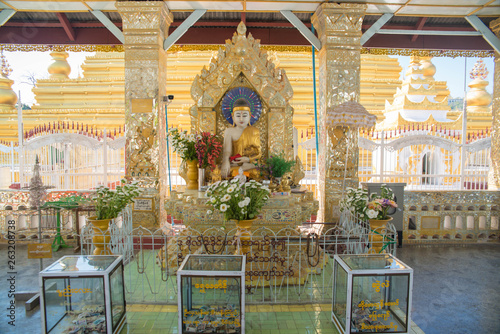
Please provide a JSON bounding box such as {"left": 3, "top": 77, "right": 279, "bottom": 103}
{"left": 0, "top": 51, "right": 18, "bottom": 143}
{"left": 0, "top": 49, "right": 404, "bottom": 142}
{"left": 465, "top": 59, "right": 493, "bottom": 134}
{"left": 1, "top": 50, "right": 491, "bottom": 143}
{"left": 377, "top": 56, "right": 461, "bottom": 131}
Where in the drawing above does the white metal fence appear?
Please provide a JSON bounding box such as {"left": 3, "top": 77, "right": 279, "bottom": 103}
{"left": 0, "top": 126, "right": 125, "bottom": 190}
{"left": 358, "top": 129, "right": 491, "bottom": 190}
{"left": 0, "top": 127, "right": 492, "bottom": 191}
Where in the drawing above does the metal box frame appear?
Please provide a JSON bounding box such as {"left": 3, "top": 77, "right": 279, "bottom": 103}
{"left": 39, "top": 255, "right": 126, "bottom": 334}
{"left": 177, "top": 254, "right": 246, "bottom": 334}
{"left": 332, "top": 254, "right": 413, "bottom": 334}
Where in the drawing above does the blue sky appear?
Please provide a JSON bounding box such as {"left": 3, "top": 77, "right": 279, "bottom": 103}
{"left": 5, "top": 51, "right": 496, "bottom": 106}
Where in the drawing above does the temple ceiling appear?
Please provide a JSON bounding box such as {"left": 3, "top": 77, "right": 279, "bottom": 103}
{"left": 0, "top": 1, "right": 498, "bottom": 51}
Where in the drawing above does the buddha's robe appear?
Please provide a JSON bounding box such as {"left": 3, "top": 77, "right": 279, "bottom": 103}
{"left": 230, "top": 125, "right": 261, "bottom": 176}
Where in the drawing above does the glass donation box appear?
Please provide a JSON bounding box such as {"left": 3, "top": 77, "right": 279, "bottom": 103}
{"left": 177, "top": 254, "right": 246, "bottom": 334}
{"left": 39, "top": 255, "right": 126, "bottom": 334}
{"left": 332, "top": 254, "right": 413, "bottom": 334}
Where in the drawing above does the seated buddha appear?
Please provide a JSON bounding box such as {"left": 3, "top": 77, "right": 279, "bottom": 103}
{"left": 221, "top": 98, "right": 261, "bottom": 178}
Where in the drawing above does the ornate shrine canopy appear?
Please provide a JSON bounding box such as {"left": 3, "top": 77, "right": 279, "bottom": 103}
{"left": 0, "top": 0, "right": 499, "bottom": 53}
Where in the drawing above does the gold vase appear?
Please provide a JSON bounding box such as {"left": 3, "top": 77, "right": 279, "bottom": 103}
{"left": 369, "top": 217, "right": 392, "bottom": 254}
{"left": 234, "top": 218, "right": 256, "bottom": 256}
{"left": 186, "top": 159, "right": 199, "bottom": 190}
{"left": 88, "top": 216, "right": 112, "bottom": 255}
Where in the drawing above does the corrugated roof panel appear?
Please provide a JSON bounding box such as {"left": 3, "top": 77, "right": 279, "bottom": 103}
{"left": 10, "top": 11, "right": 58, "bottom": 22}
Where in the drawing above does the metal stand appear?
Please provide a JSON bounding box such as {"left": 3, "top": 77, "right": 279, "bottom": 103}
{"left": 52, "top": 208, "right": 70, "bottom": 252}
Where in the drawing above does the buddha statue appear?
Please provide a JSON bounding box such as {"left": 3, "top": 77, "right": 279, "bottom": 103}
{"left": 221, "top": 98, "right": 261, "bottom": 178}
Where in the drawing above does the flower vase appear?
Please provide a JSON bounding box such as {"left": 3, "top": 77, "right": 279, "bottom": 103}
{"left": 369, "top": 217, "right": 392, "bottom": 254}
{"left": 234, "top": 218, "right": 256, "bottom": 256}
{"left": 186, "top": 159, "right": 198, "bottom": 190}
{"left": 88, "top": 216, "right": 113, "bottom": 255}
{"left": 198, "top": 167, "right": 206, "bottom": 189}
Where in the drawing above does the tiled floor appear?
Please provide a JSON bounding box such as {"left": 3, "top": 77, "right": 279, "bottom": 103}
{"left": 5, "top": 243, "right": 500, "bottom": 334}
{"left": 120, "top": 304, "right": 424, "bottom": 334}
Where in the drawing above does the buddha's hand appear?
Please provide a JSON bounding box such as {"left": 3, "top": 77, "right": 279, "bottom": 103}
{"left": 234, "top": 156, "right": 250, "bottom": 164}
{"left": 221, "top": 161, "right": 230, "bottom": 178}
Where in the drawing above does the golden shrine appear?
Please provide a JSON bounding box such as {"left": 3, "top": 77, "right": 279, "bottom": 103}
{"left": 165, "top": 22, "right": 318, "bottom": 231}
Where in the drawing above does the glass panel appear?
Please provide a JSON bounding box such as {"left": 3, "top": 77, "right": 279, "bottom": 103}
{"left": 350, "top": 274, "right": 409, "bottom": 333}
{"left": 44, "top": 255, "right": 118, "bottom": 273}
{"left": 333, "top": 261, "right": 348, "bottom": 331}
{"left": 183, "top": 255, "right": 243, "bottom": 272}
{"left": 110, "top": 264, "right": 125, "bottom": 330}
{"left": 341, "top": 254, "right": 408, "bottom": 271}
{"left": 43, "top": 277, "right": 106, "bottom": 333}
{"left": 181, "top": 276, "right": 241, "bottom": 334}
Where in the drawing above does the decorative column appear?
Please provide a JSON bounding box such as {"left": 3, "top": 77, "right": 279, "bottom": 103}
{"left": 312, "top": 3, "right": 366, "bottom": 223}
{"left": 117, "top": 2, "right": 173, "bottom": 228}
{"left": 489, "top": 18, "right": 500, "bottom": 190}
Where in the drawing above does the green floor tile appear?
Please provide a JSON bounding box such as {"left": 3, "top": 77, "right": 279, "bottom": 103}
{"left": 294, "top": 320, "right": 314, "bottom": 328}
{"left": 260, "top": 320, "right": 278, "bottom": 329}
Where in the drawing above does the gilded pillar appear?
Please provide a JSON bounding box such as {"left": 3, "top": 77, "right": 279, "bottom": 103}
{"left": 489, "top": 19, "right": 500, "bottom": 190}
{"left": 117, "top": 1, "right": 173, "bottom": 228}
{"left": 312, "top": 3, "right": 366, "bottom": 222}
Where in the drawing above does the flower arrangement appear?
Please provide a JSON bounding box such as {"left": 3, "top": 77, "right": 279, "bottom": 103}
{"left": 340, "top": 185, "right": 397, "bottom": 221}
{"left": 92, "top": 179, "right": 140, "bottom": 220}
{"left": 260, "top": 152, "right": 295, "bottom": 178}
{"left": 206, "top": 178, "right": 270, "bottom": 221}
{"left": 168, "top": 128, "right": 198, "bottom": 161}
{"left": 195, "top": 132, "right": 223, "bottom": 169}
{"left": 366, "top": 185, "right": 397, "bottom": 220}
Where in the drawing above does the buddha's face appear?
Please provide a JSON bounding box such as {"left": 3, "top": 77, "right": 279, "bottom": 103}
{"left": 233, "top": 109, "right": 251, "bottom": 128}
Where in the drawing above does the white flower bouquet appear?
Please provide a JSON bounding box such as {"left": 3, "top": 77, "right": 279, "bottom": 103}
{"left": 168, "top": 128, "right": 199, "bottom": 161}
{"left": 93, "top": 179, "right": 140, "bottom": 220}
{"left": 340, "top": 185, "right": 397, "bottom": 221}
{"left": 206, "top": 178, "right": 270, "bottom": 221}
{"left": 340, "top": 187, "right": 370, "bottom": 220}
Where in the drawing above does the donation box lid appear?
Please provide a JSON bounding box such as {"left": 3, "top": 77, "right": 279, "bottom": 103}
{"left": 340, "top": 254, "right": 410, "bottom": 271}
{"left": 42, "top": 255, "right": 121, "bottom": 273}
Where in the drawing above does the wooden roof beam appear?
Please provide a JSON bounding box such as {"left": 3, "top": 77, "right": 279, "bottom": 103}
{"left": 56, "top": 12, "right": 76, "bottom": 41}
{"left": 411, "top": 17, "right": 427, "bottom": 43}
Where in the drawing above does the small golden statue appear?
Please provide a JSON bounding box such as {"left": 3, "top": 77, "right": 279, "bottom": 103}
{"left": 211, "top": 165, "right": 222, "bottom": 183}
{"left": 281, "top": 174, "right": 292, "bottom": 192}
{"left": 291, "top": 156, "right": 305, "bottom": 188}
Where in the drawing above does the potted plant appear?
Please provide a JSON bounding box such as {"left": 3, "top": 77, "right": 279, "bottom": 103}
{"left": 260, "top": 152, "right": 295, "bottom": 185}
{"left": 89, "top": 179, "right": 140, "bottom": 255}
{"left": 340, "top": 185, "right": 397, "bottom": 253}
{"left": 206, "top": 178, "right": 269, "bottom": 222}
{"left": 168, "top": 128, "right": 199, "bottom": 190}
{"left": 340, "top": 185, "right": 397, "bottom": 221}
{"left": 206, "top": 177, "right": 270, "bottom": 254}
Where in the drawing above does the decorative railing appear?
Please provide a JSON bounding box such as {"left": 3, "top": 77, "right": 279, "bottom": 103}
{"left": 0, "top": 190, "right": 95, "bottom": 237}
{"left": 403, "top": 190, "right": 500, "bottom": 243}
{"left": 358, "top": 128, "right": 491, "bottom": 190}
{"left": 80, "top": 213, "right": 398, "bottom": 304}
{"left": 0, "top": 125, "right": 125, "bottom": 191}
{"left": 1, "top": 126, "right": 493, "bottom": 193}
